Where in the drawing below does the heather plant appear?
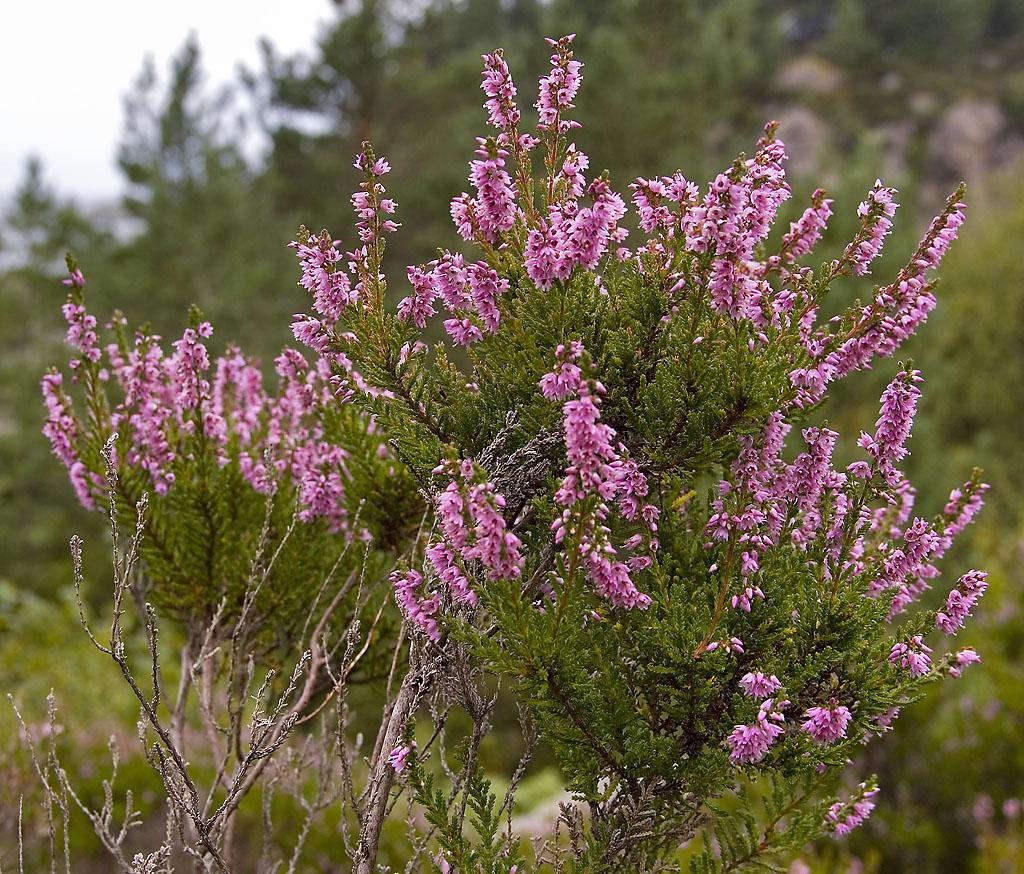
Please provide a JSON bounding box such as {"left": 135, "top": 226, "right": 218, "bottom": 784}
{"left": 21, "top": 33, "right": 988, "bottom": 873}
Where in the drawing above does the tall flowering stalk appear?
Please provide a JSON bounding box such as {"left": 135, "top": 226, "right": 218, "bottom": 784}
{"left": 44, "top": 33, "right": 987, "bottom": 874}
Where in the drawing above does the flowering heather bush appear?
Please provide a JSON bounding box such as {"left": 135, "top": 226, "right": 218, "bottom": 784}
{"left": 34, "top": 33, "right": 986, "bottom": 873}
{"left": 42, "top": 264, "right": 417, "bottom": 643}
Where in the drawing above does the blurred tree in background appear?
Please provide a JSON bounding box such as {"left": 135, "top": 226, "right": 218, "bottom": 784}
{"left": 3, "top": 1, "right": 1024, "bottom": 870}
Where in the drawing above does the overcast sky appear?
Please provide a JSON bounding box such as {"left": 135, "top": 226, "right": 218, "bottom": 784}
{"left": 0, "top": 1, "right": 334, "bottom": 203}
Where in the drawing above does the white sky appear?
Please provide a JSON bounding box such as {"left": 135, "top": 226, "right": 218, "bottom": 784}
{"left": 0, "top": 1, "right": 334, "bottom": 203}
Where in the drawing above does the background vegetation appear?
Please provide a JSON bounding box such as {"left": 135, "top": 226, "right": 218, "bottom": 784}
{"left": 3, "top": 1, "right": 1023, "bottom": 870}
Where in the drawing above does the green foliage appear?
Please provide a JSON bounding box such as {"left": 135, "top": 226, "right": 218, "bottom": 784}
{"left": 412, "top": 756, "right": 525, "bottom": 873}
{"left": 689, "top": 776, "right": 835, "bottom": 873}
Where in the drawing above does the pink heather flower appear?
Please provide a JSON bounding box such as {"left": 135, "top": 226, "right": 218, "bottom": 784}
{"left": 293, "top": 444, "right": 350, "bottom": 533}
{"left": 432, "top": 251, "right": 471, "bottom": 310}
{"left": 858, "top": 369, "right": 922, "bottom": 484}
{"left": 291, "top": 237, "right": 357, "bottom": 320}
{"left": 727, "top": 698, "right": 786, "bottom": 764}
{"left": 525, "top": 220, "right": 564, "bottom": 291}
{"left": 786, "top": 426, "right": 840, "bottom": 547}
{"left": 780, "top": 188, "right": 833, "bottom": 263}
{"left": 171, "top": 327, "right": 212, "bottom": 411}
{"left": 868, "top": 515, "right": 943, "bottom": 614}
{"left": 450, "top": 193, "right": 476, "bottom": 241}
{"left": 888, "top": 635, "right": 932, "bottom": 677}
{"left": 443, "top": 318, "right": 484, "bottom": 347}
{"left": 875, "top": 707, "right": 901, "bottom": 732}
{"left": 631, "top": 173, "right": 699, "bottom": 235}
{"left": 464, "top": 480, "right": 524, "bottom": 580}
{"left": 731, "top": 584, "right": 765, "bottom": 612}
{"left": 905, "top": 192, "right": 965, "bottom": 275}
{"left": 41, "top": 370, "right": 96, "bottom": 509}
{"left": 62, "top": 267, "right": 85, "bottom": 288}
{"left": 291, "top": 315, "right": 329, "bottom": 353}
{"left": 387, "top": 742, "right": 415, "bottom": 772}
{"left": 938, "top": 479, "right": 988, "bottom": 554}
{"left": 51, "top": 292, "right": 360, "bottom": 529}
{"left": 481, "top": 50, "right": 520, "bottom": 132}
{"left": 631, "top": 176, "right": 673, "bottom": 234}
{"left": 740, "top": 672, "right": 782, "bottom": 699}
{"left": 397, "top": 265, "right": 437, "bottom": 328}
{"left": 973, "top": 794, "right": 995, "bottom": 822}
{"left": 536, "top": 35, "right": 583, "bottom": 133}
{"left": 213, "top": 347, "right": 264, "bottom": 445}
{"left": 684, "top": 128, "right": 790, "bottom": 325}
{"left": 538, "top": 342, "right": 583, "bottom": 400}
{"left": 467, "top": 262, "right": 506, "bottom": 333}
{"left": 828, "top": 783, "right": 879, "bottom": 836}
{"left": 950, "top": 647, "right": 981, "bottom": 678}
{"left": 61, "top": 302, "right": 101, "bottom": 366}
{"left": 802, "top": 699, "right": 852, "bottom": 744}
{"left": 544, "top": 343, "right": 657, "bottom": 609}
{"left": 559, "top": 144, "right": 589, "bottom": 197}
{"left": 351, "top": 145, "right": 399, "bottom": 243}
{"left": 789, "top": 187, "right": 963, "bottom": 410}
{"left": 391, "top": 569, "right": 441, "bottom": 641}
{"left": 426, "top": 540, "right": 475, "bottom": 605}
{"left": 703, "top": 636, "right": 746, "bottom": 655}
{"left": 565, "top": 179, "right": 627, "bottom": 270}
{"left": 432, "top": 459, "right": 524, "bottom": 585}
{"left": 688, "top": 128, "right": 790, "bottom": 259}
{"left": 436, "top": 478, "right": 470, "bottom": 551}
{"left": 469, "top": 145, "right": 518, "bottom": 241}
{"left": 556, "top": 384, "right": 617, "bottom": 501}
{"left": 705, "top": 411, "right": 791, "bottom": 585}
{"left": 843, "top": 181, "right": 898, "bottom": 276}
{"left": 936, "top": 569, "right": 988, "bottom": 634}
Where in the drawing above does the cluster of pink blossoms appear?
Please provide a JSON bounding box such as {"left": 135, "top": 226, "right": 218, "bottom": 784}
{"left": 396, "top": 252, "right": 508, "bottom": 346}
{"left": 843, "top": 181, "right": 898, "bottom": 276}
{"left": 431, "top": 458, "right": 524, "bottom": 585}
{"left": 481, "top": 49, "right": 520, "bottom": 133}
{"left": 936, "top": 569, "right": 988, "bottom": 634}
{"left": 950, "top": 647, "right": 981, "bottom": 678}
{"left": 739, "top": 672, "right": 782, "bottom": 698}
{"left": 535, "top": 34, "right": 583, "bottom": 133}
{"left": 683, "top": 129, "right": 792, "bottom": 325}
{"left": 706, "top": 414, "right": 847, "bottom": 605}
{"left": 630, "top": 173, "right": 700, "bottom": 237}
{"left": 728, "top": 675, "right": 853, "bottom": 764}
{"left": 290, "top": 147, "right": 400, "bottom": 356}
{"left": 790, "top": 187, "right": 966, "bottom": 408}
{"left": 889, "top": 635, "right": 933, "bottom": 678}
{"left": 352, "top": 151, "right": 399, "bottom": 242}
{"left": 801, "top": 699, "right": 853, "bottom": 745}
{"left": 387, "top": 741, "right": 415, "bottom": 773}
{"left": 522, "top": 175, "right": 628, "bottom": 291}
{"left": 727, "top": 697, "right": 787, "bottom": 764}
{"left": 706, "top": 367, "right": 986, "bottom": 631}
{"left": 42, "top": 371, "right": 97, "bottom": 509}
{"left": 541, "top": 343, "right": 659, "bottom": 610}
{"left": 448, "top": 35, "right": 629, "bottom": 293}
{"left": 45, "top": 270, "right": 381, "bottom": 535}
{"left": 778, "top": 187, "right": 834, "bottom": 265}
{"left": 828, "top": 782, "right": 879, "bottom": 836}
{"left": 391, "top": 459, "right": 523, "bottom": 640}
{"left": 856, "top": 368, "right": 921, "bottom": 486}
{"left": 391, "top": 569, "right": 441, "bottom": 642}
